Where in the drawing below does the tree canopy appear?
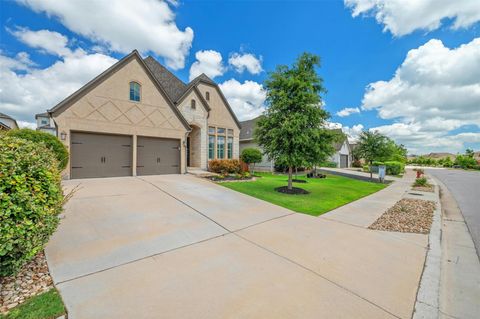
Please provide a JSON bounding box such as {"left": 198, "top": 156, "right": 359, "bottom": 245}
{"left": 256, "top": 52, "right": 336, "bottom": 190}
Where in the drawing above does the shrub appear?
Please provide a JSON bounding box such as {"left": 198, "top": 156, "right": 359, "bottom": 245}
{"left": 362, "top": 165, "right": 370, "bottom": 172}
{"left": 413, "top": 177, "right": 428, "bottom": 187}
{"left": 352, "top": 159, "right": 362, "bottom": 168}
{"left": 319, "top": 161, "right": 337, "bottom": 168}
{"left": 454, "top": 155, "right": 477, "bottom": 169}
{"left": 240, "top": 148, "right": 262, "bottom": 165}
{"left": 208, "top": 159, "right": 242, "bottom": 174}
{"left": 384, "top": 161, "right": 405, "bottom": 175}
{"left": 0, "top": 136, "right": 65, "bottom": 276}
{"left": 240, "top": 148, "right": 263, "bottom": 173}
{"left": 7, "top": 129, "right": 69, "bottom": 170}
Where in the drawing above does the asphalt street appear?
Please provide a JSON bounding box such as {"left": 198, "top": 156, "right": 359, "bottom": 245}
{"left": 427, "top": 169, "right": 480, "bottom": 257}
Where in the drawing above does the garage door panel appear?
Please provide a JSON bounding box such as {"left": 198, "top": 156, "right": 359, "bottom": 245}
{"left": 71, "top": 132, "right": 132, "bottom": 179}
{"left": 137, "top": 137, "right": 180, "bottom": 176}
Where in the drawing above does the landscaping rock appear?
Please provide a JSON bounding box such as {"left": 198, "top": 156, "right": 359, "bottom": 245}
{"left": 368, "top": 198, "right": 436, "bottom": 234}
{"left": 0, "top": 251, "right": 54, "bottom": 314}
{"left": 412, "top": 185, "right": 434, "bottom": 193}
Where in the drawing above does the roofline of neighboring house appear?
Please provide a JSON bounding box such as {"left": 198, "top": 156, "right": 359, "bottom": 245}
{"left": 0, "top": 122, "right": 11, "bottom": 130}
{"left": 35, "top": 112, "right": 49, "bottom": 119}
{"left": 239, "top": 138, "right": 254, "bottom": 142}
{"left": 48, "top": 50, "right": 191, "bottom": 131}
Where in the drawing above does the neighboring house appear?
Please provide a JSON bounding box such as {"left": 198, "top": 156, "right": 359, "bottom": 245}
{"left": 239, "top": 117, "right": 352, "bottom": 170}
{"left": 0, "top": 112, "right": 19, "bottom": 131}
{"left": 38, "top": 50, "right": 241, "bottom": 179}
{"left": 35, "top": 112, "right": 56, "bottom": 135}
{"left": 239, "top": 117, "right": 274, "bottom": 172}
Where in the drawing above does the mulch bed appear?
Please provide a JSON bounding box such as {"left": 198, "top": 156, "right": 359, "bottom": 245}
{"left": 368, "top": 198, "right": 436, "bottom": 234}
{"left": 207, "top": 176, "right": 254, "bottom": 182}
{"left": 275, "top": 186, "right": 310, "bottom": 195}
{"left": 412, "top": 185, "right": 434, "bottom": 193}
{"left": 289, "top": 179, "right": 307, "bottom": 183}
{"left": 0, "top": 251, "right": 54, "bottom": 314}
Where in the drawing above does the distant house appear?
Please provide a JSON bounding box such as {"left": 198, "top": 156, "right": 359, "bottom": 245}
{"left": 0, "top": 112, "right": 19, "bottom": 131}
{"left": 328, "top": 129, "right": 352, "bottom": 168}
{"left": 239, "top": 117, "right": 352, "bottom": 171}
{"left": 35, "top": 112, "right": 56, "bottom": 135}
{"left": 239, "top": 117, "right": 274, "bottom": 172}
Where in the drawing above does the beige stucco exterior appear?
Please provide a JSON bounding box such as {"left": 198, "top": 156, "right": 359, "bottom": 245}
{"left": 53, "top": 58, "right": 188, "bottom": 178}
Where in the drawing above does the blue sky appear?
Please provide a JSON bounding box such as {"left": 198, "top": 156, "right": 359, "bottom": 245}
{"left": 1, "top": 0, "right": 479, "bottom": 154}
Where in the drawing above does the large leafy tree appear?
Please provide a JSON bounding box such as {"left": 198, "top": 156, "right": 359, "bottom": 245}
{"left": 355, "top": 130, "right": 390, "bottom": 180}
{"left": 256, "top": 52, "right": 335, "bottom": 190}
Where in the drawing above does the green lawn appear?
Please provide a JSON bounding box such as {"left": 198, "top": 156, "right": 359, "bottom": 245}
{"left": 221, "top": 173, "right": 387, "bottom": 216}
{"left": 0, "top": 289, "right": 65, "bottom": 319}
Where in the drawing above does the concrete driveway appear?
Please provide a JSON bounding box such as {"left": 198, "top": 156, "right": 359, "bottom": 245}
{"left": 46, "top": 175, "right": 427, "bottom": 319}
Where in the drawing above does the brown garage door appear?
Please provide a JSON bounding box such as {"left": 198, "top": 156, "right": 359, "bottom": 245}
{"left": 71, "top": 132, "right": 132, "bottom": 179}
{"left": 137, "top": 136, "right": 180, "bottom": 175}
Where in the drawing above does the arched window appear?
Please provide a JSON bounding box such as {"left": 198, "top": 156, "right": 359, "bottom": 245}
{"left": 205, "top": 91, "right": 210, "bottom": 101}
{"left": 129, "top": 81, "right": 141, "bottom": 102}
{"left": 191, "top": 99, "right": 196, "bottom": 109}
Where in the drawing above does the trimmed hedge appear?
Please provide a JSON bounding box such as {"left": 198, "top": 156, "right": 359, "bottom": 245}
{"left": 319, "top": 161, "right": 337, "bottom": 168}
{"left": 7, "top": 129, "right": 69, "bottom": 170}
{"left": 208, "top": 159, "right": 242, "bottom": 174}
{"left": 384, "top": 161, "right": 405, "bottom": 175}
{"left": 0, "top": 135, "right": 64, "bottom": 276}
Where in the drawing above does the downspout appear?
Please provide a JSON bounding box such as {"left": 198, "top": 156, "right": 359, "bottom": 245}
{"left": 206, "top": 109, "right": 210, "bottom": 170}
{"left": 184, "top": 129, "right": 191, "bottom": 174}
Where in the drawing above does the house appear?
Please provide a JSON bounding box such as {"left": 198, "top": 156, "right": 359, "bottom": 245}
{"left": 239, "top": 116, "right": 274, "bottom": 172}
{"left": 35, "top": 112, "right": 56, "bottom": 135}
{"left": 39, "top": 50, "right": 241, "bottom": 179}
{"left": 239, "top": 117, "right": 352, "bottom": 170}
{"left": 328, "top": 129, "right": 352, "bottom": 168}
{"left": 0, "top": 112, "right": 19, "bottom": 131}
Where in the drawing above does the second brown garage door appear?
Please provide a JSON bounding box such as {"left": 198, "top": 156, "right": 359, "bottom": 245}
{"left": 136, "top": 136, "right": 181, "bottom": 175}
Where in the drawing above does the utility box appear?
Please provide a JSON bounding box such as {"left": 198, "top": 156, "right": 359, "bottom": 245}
{"left": 378, "top": 165, "right": 386, "bottom": 183}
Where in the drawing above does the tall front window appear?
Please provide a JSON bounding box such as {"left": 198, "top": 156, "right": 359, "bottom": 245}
{"left": 227, "top": 137, "right": 233, "bottom": 159}
{"left": 208, "top": 135, "right": 215, "bottom": 160}
{"left": 217, "top": 136, "right": 225, "bottom": 159}
{"left": 129, "top": 82, "right": 141, "bottom": 101}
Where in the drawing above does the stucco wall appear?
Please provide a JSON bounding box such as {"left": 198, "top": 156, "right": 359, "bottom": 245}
{"left": 197, "top": 83, "right": 240, "bottom": 159}
{"left": 53, "top": 58, "right": 188, "bottom": 178}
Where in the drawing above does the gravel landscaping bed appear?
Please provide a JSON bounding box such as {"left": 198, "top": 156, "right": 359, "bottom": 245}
{"left": 412, "top": 185, "right": 434, "bottom": 192}
{"left": 369, "top": 198, "right": 436, "bottom": 234}
{"left": 0, "top": 251, "right": 54, "bottom": 314}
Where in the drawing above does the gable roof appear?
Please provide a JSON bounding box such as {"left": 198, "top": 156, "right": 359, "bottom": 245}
{"left": 48, "top": 50, "right": 191, "bottom": 131}
{"left": 239, "top": 116, "right": 261, "bottom": 141}
{"left": 143, "top": 56, "right": 187, "bottom": 102}
{"left": 187, "top": 74, "right": 242, "bottom": 129}
{"left": 0, "top": 112, "right": 18, "bottom": 129}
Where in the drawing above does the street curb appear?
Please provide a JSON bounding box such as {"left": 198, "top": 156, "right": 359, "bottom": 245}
{"left": 413, "top": 177, "right": 442, "bottom": 319}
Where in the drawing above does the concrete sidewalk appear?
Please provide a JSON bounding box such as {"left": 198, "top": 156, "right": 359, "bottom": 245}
{"left": 48, "top": 173, "right": 428, "bottom": 319}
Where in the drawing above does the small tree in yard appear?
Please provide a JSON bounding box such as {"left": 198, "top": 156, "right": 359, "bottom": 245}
{"left": 241, "top": 148, "right": 262, "bottom": 174}
{"left": 355, "top": 130, "right": 390, "bottom": 180}
{"left": 256, "top": 52, "right": 335, "bottom": 192}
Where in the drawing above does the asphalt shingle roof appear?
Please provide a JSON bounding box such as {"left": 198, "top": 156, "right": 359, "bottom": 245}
{"left": 239, "top": 116, "right": 261, "bottom": 140}
{"left": 143, "top": 56, "right": 187, "bottom": 102}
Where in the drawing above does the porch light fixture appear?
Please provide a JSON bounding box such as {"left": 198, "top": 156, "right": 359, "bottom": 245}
{"left": 60, "top": 131, "right": 67, "bottom": 140}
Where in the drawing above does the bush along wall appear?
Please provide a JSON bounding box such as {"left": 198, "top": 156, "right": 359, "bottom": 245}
{"left": 7, "top": 129, "right": 69, "bottom": 170}
{"left": 0, "top": 135, "right": 65, "bottom": 276}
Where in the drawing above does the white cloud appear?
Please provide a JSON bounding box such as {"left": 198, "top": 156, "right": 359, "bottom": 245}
{"left": 343, "top": 124, "right": 364, "bottom": 141}
{"left": 17, "top": 121, "right": 36, "bottom": 129}
{"left": 16, "top": 0, "right": 193, "bottom": 69}
{"left": 228, "top": 52, "right": 263, "bottom": 74}
{"left": 345, "top": 0, "right": 480, "bottom": 36}
{"left": 219, "top": 79, "right": 266, "bottom": 121}
{"left": 0, "top": 36, "right": 117, "bottom": 122}
{"left": 358, "top": 37, "right": 480, "bottom": 153}
{"left": 189, "top": 50, "right": 225, "bottom": 81}
{"left": 10, "top": 27, "right": 77, "bottom": 57}
{"left": 336, "top": 107, "right": 360, "bottom": 117}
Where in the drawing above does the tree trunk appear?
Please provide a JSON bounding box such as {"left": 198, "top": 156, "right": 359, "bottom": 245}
{"left": 252, "top": 163, "right": 256, "bottom": 176}
{"left": 369, "top": 160, "right": 373, "bottom": 180}
{"left": 288, "top": 166, "right": 293, "bottom": 190}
